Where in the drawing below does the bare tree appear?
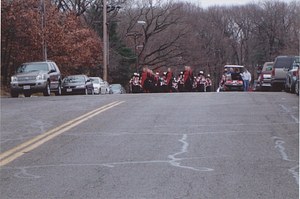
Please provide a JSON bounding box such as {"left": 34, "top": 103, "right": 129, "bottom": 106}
{"left": 117, "top": 0, "right": 189, "bottom": 72}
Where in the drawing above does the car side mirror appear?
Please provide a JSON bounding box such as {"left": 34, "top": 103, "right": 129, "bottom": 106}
{"left": 86, "top": 79, "right": 91, "bottom": 83}
{"left": 257, "top": 71, "right": 261, "bottom": 74}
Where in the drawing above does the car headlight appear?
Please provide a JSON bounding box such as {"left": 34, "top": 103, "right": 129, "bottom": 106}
{"left": 11, "top": 76, "right": 18, "bottom": 82}
{"left": 36, "top": 74, "right": 45, "bottom": 80}
{"left": 76, "top": 85, "right": 85, "bottom": 88}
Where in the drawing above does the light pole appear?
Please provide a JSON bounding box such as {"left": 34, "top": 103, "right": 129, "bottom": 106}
{"left": 126, "top": 21, "right": 146, "bottom": 73}
{"left": 126, "top": 32, "right": 143, "bottom": 72}
{"left": 103, "top": 0, "right": 108, "bottom": 82}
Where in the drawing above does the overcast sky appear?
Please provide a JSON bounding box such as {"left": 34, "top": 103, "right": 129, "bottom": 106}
{"left": 183, "top": 0, "right": 296, "bottom": 8}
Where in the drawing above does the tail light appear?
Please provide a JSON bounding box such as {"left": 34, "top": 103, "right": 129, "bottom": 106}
{"left": 293, "top": 71, "right": 297, "bottom": 76}
{"left": 272, "top": 68, "right": 275, "bottom": 76}
{"left": 261, "top": 74, "right": 264, "bottom": 80}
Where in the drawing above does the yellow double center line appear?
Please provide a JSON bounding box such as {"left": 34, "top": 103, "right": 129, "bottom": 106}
{"left": 0, "top": 101, "right": 125, "bottom": 167}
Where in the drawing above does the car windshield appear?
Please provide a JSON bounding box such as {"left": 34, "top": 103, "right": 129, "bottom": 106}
{"left": 63, "top": 76, "right": 85, "bottom": 83}
{"left": 111, "top": 85, "right": 121, "bottom": 90}
{"left": 17, "top": 63, "right": 48, "bottom": 73}
{"left": 90, "top": 78, "right": 100, "bottom": 83}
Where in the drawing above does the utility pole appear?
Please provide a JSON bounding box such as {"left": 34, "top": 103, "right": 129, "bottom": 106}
{"left": 103, "top": 0, "right": 108, "bottom": 82}
{"left": 41, "top": 0, "right": 47, "bottom": 61}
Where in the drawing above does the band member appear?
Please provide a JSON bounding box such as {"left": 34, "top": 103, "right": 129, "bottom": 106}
{"left": 148, "top": 71, "right": 157, "bottom": 93}
{"left": 177, "top": 72, "right": 184, "bottom": 92}
{"left": 160, "top": 72, "right": 168, "bottom": 92}
{"left": 129, "top": 74, "right": 135, "bottom": 93}
{"left": 166, "top": 68, "right": 173, "bottom": 92}
{"left": 129, "top": 73, "right": 141, "bottom": 93}
{"left": 192, "top": 76, "right": 198, "bottom": 92}
{"left": 196, "top": 71, "right": 206, "bottom": 92}
{"left": 184, "top": 66, "right": 193, "bottom": 92}
{"left": 206, "top": 74, "right": 212, "bottom": 92}
{"left": 141, "top": 67, "right": 150, "bottom": 93}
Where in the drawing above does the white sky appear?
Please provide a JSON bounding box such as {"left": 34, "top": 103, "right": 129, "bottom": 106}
{"left": 183, "top": 0, "right": 296, "bottom": 8}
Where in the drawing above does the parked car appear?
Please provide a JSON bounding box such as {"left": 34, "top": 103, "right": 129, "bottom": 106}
{"left": 10, "top": 61, "right": 62, "bottom": 97}
{"left": 285, "top": 60, "right": 300, "bottom": 93}
{"left": 90, "top": 77, "right": 103, "bottom": 94}
{"left": 258, "top": 62, "right": 273, "bottom": 91}
{"left": 61, "top": 75, "right": 93, "bottom": 95}
{"left": 222, "top": 65, "right": 244, "bottom": 91}
{"left": 100, "top": 81, "right": 113, "bottom": 94}
{"left": 271, "top": 56, "right": 300, "bottom": 91}
{"left": 111, "top": 84, "right": 126, "bottom": 94}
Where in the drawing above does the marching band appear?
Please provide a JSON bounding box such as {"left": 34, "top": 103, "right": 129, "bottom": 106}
{"left": 129, "top": 66, "right": 212, "bottom": 93}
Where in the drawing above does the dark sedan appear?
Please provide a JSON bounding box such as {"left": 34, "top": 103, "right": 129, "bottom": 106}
{"left": 111, "top": 84, "right": 126, "bottom": 94}
{"left": 62, "top": 75, "right": 93, "bottom": 95}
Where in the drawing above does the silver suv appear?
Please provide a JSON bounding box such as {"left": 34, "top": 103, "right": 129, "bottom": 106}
{"left": 10, "top": 61, "right": 62, "bottom": 97}
{"left": 271, "top": 56, "right": 300, "bottom": 91}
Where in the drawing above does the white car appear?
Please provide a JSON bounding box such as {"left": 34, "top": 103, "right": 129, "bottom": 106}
{"left": 90, "top": 77, "right": 103, "bottom": 94}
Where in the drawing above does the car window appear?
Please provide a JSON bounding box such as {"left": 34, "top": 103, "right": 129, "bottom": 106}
{"left": 111, "top": 85, "right": 121, "bottom": 90}
{"left": 90, "top": 78, "right": 100, "bottom": 83}
{"left": 63, "top": 76, "right": 85, "bottom": 83}
{"left": 49, "top": 63, "right": 56, "bottom": 72}
{"left": 266, "top": 66, "right": 273, "bottom": 71}
{"left": 53, "top": 63, "right": 60, "bottom": 73}
{"left": 274, "top": 57, "right": 299, "bottom": 68}
{"left": 17, "top": 63, "right": 49, "bottom": 73}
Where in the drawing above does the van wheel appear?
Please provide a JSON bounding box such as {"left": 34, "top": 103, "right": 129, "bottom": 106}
{"left": 295, "top": 81, "right": 299, "bottom": 96}
{"left": 11, "top": 91, "right": 18, "bottom": 98}
{"left": 43, "top": 81, "right": 51, "bottom": 96}
{"left": 24, "top": 92, "right": 31, "bottom": 97}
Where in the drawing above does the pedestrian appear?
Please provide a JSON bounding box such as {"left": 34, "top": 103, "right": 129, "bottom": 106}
{"left": 227, "top": 67, "right": 234, "bottom": 75}
{"left": 241, "top": 68, "right": 251, "bottom": 91}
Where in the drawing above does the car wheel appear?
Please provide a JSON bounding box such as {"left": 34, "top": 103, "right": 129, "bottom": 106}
{"left": 55, "top": 84, "right": 61, "bottom": 96}
{"left": 284, "top": 83, "right": 289, "bottom": 92}
{"left": 295, "top": 81, "right": 299, "bottom": 96}
{"left": 11, "top": 91, "right": 18, "bottom": 98}
{"left": 43, "top": 81, "right": 51, "bottom": 96}
{"left": 24, "top": 92, "right": 31, "bottom": 97}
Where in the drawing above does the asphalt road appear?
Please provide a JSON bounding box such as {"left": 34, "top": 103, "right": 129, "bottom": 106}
{"left": 0, "top": 92, "right": 299, "bottom": 199}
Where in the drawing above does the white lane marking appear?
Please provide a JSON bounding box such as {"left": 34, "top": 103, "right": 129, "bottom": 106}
{"left": 279, "top": 104, "right": 299, "bottom": 123}
{"left": 272, "top": 137, "right": 299, "bottom": 185}
{"left": 14, "top": 167, "right": 41, "bottom": 179}
{"left": 4, "top": 155, "right": 223, "bottom": 179}
{"left": 168, "top": 134, "right": 213, "bottom": 172}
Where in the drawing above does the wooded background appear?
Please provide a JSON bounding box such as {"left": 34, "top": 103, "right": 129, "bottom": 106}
{"left": 2, "top": 0, "right": 299, "bottom": 90}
